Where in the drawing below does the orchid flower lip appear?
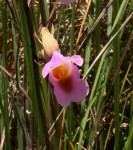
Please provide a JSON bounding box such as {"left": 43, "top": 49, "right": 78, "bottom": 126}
{"left": 52, "top": 62, "right": 72, "bottom": 81}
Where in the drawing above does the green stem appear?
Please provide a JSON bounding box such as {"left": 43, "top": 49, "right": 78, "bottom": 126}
{"left": 113, "top": 1, "right": 120, "bottom": 150}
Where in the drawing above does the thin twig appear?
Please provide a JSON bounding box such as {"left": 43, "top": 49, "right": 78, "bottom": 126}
{"left": 83, "top": 12, "right": 133, "bottom": 79}
{"left": 47, "top": 0, "right": 59, "bottom": 28}
{"left": 0, "top": 65, "right": 32, "bottom": 107}
{"left": 77, "top": 0, "right": 113, "bottom": 53}
{"left": 75, "top": 0, "right": 92, "bottom": 51}
{"left": 0, "top": 65, "right": 32, "bottom": 148}
{"left": 48, "top": 108, "right": 64, "bottom": 134}
{"left": 111, "top": 31, "right": 133, "bottom": 91}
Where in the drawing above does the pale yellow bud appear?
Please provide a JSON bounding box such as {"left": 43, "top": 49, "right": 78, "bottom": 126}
{"left": 41, "top": 27, "right": 59, "bottom": 57}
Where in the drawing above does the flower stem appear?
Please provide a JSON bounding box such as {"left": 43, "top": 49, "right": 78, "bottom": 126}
{"left": 59, "top": 108, "right": 67, "bottom": 150}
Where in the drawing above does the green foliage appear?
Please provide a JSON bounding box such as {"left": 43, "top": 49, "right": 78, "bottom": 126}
{"left": 0, "top": 0, "right": 133, "bottom": 149}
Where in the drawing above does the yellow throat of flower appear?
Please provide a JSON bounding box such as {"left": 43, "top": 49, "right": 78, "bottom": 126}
{"left": 52, "top": 63, "right": 71, "bottom": 81}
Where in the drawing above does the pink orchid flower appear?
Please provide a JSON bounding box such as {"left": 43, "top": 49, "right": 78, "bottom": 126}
{"left": 61, "top": 0, "right": 75, "bottom": 4}
{"left": 42, "top": 51, "right": 89, "bottom": 107}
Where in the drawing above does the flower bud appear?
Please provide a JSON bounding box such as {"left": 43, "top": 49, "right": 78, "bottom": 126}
{"left": 41, "top": 27, "right": 59, "bottom": 57}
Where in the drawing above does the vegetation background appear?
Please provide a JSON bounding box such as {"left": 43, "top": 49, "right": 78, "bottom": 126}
{"left": 0, "top": 0, "right": 133, "bottom": 149}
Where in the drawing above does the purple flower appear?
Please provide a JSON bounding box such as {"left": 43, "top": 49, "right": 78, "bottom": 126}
{"left": 61, "top": 0, "right": 75, "bottom": 4}
{"left": 42, "top": 51, "right": 89, "bottom": 107}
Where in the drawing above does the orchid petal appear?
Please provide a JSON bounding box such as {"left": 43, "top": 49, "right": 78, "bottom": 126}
{"left": 61, "top": 0, "right": 75, "bottom": 4}
{"left": 70, "top": 79, "right": 89, "bottom": 103}
{"left": 42, "top": 52, "right": 62, "bottom": 78}
{"left": 69, "top": 55, "right": 83, "bottom": 66}
{"left": 53, "top": 51, "right": 83, "bottom": 66}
